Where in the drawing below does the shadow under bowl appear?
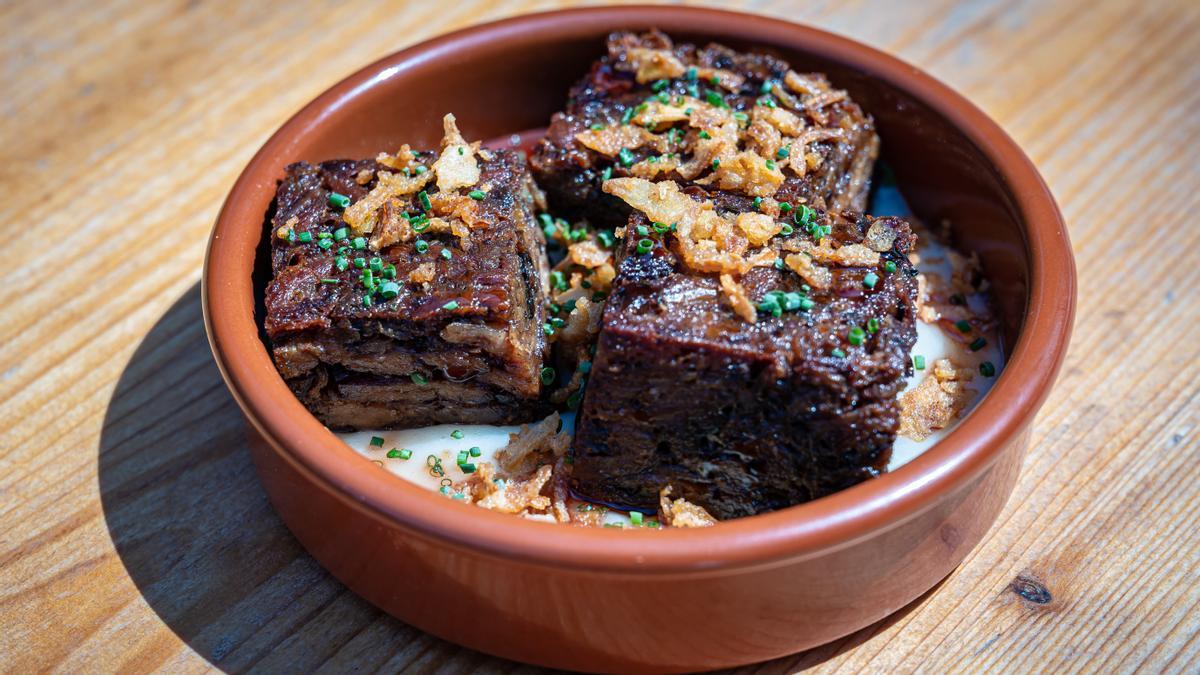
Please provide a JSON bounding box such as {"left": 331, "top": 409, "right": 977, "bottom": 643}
{"left": 203, "top": 6, "right": 1075, "bottom": 672}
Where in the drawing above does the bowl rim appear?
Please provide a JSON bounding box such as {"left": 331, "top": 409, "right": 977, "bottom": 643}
{"left": 203, "top": 4, "right": 1075, "bottom": 574}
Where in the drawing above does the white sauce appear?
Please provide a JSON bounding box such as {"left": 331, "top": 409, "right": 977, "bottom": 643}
{"left": 339, "top": 183, "right": 1004, "bottom": 522}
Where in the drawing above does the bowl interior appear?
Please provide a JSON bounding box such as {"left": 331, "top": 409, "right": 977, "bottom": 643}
{"left": 208, "top": 6, "right": 1072, "bottom": 571}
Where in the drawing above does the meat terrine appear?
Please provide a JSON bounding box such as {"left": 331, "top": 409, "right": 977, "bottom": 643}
{"left": 265, "top": 116, "right": 550, "bottom": 429}
{"left": 530, "top": 30, "right": 879, "bottom": 230}
{"left": 568, "top": 178, "right": 920, "bottom": 519}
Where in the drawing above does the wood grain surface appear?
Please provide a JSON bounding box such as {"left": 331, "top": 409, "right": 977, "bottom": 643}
{"left": 2, "top": 0, "right": 1197, "bottom": 672}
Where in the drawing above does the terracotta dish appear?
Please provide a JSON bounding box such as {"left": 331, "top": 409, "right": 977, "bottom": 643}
{"left": 203, "top": 6, "right": 1074, "bottom": 672}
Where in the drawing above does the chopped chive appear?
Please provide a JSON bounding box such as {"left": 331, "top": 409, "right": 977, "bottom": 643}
{"left": 863, "top": 272, "right": 879, "bottom": 289}
{"left": 618, "top": 147, "right": 635, "bottom": 168}
{"left": 415, "top": 240, "right": 429, "bottom": 253}
{"left": 333, "top": 227, "right": 348, "bottom": 241}
{"left": 980, "top": 361, "right": 996, "bottom": 377}
{"left": 709, "top": 75, "right": 720, "bottom": 86}
{"left": 653, "top": 221, "right": 671, "bottom": 234}
{"left": 969, "top": 337, "right": 988, "bottom": 352}
{"left": 418, "top": 190, "right": 432, "bottom": 211}
{"left": 765, "top": 159, "right": 777, "bottom": 170}
{"left": 460, "top": 463, "right": 476, "bottom": 474}
{"left": 913, "top": 355, "right": 926, "bottom": 370}
{"left": 753, "top": 196, "right": 762, "bottom": 211}
{"left": 779, "top": 202, "right": 792, "bottom": 213}
{"left": 317, "top": 231, "right": 332, "bottom": 239}
{"left": 712, "top": 158, "right": 721, "bottom": 170}
{"left": 352, "top": 237, "right": 367, "bottom": 250}
{"left": 540, "top": 366, "right": 556, "bottom": 385}
{"left": 550, "top": 270, "right": 568, "bottom": 291}
{"left": 354, "top": 257, "right": 366, "bottom": 269}
{"left": 636, "top": 238, "right": 654, "bottom": 255}
{"left": 451, "top": 430, "right": 464, "bottom": 440}
{"left": 440, "top": 248, "right": 452, "bottom": 260}
{"left": 884, "top": 260, "right": 898, "bottom": 273}
{"left": 733, "top": 111, "right": 748, "bottom": 124}
{"left": 578, "top": 360, "right": 592, "bottom": 374}
{"left": 328, "top": 192, "right": 351, "bottom": 209}
{"left": 297, "top": 231, "right": 313, "bottom": 243}
{"left": 369, "top": 257, "right": 382, "bottom": 272}
{"left": 636, "top": 224, "right": 649, "bottom": 236}
{"left": 780, "top": 223, "right": 794, "bottom": 236}
{"left": 469, "top": 446, "right": 481, "bottom": 458}
{"left": 369, "top": 436, "right": 384, "bottom": 447}
{"left": 320, "top": 278, "right": 340, "bottom": 284}
{"left": 383, "top": 264, "right": 396, "bottom": 279}
{"left": 698, "top": 130, "right": 711, "bottom": 140}
{"left": 705, "top": 90, "right": 724, "bottom": 107}
{"left": 413, "top": 165, "right": 427, "bottom": 174}
{"left": 456, "top": 451, "right": 468, "bottom": 465}
{"left": 590, "top": 122, "right": 605, "bottom": 131}
{"left": 774, "top": 258, "right": 785, "bottom": 270}
{"left": 335, "top": 257, "right": 349, "bottom": 271}
{"left": 621, "top": 107, "right": 635, "bottom": 125}
{"left": 832, "top": 348, "right": 846, "bottom": 358}
{"left": 543, "top": 322, "right": 554, "bottom": 336}
{"left": 867, "top": 317, "right": 881, "bottom": 333}
{"left": 955, "top": 320, "right": 972, "bottom": 333}
{"left": 630, "top": 511, "right": 644, "bottom": 526}
{"left": 601, "top": 166, "right": 613, "bottom": 181}
{"left": 776, "top": 146, "right": 790, "bottom": 159}
{"left": 386, "top": 448, "right": 401, "bottom": 458}
{"left": 566, "top": 388, "right": 584, "bottom": 410}
{"left": 317, "top": 238, "right": 333, "bottom": 250}
{"left": 410, "top": 218, "right": 430, "bottom": 233}
{"left": 442, "top": 300, "right": 459, "bottom": 311}
{"left": 686, "top": 67, "right": 698, "bottom": 81}
{"left": 380, "top": 281, "right": 400, "bottom": 299}
{"left": 411, "top": 372, "right": 428, "bottom": 385}
{"left": 468, "top": 190, "right": 486, "bottom": 200}
{"left": 550, "top": 317, "right": 566, "bottom": 328}
{"left": 848, "top": 326, "right": 866, "bottom": 346}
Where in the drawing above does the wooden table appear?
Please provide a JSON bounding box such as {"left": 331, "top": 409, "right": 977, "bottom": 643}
{"left": 2, "top": 0, "right": 1197, "bottom": 671}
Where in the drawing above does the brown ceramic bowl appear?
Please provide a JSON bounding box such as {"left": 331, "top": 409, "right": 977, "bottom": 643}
{"left": 203, "top": 6, "right": 1074, "bottom": 672}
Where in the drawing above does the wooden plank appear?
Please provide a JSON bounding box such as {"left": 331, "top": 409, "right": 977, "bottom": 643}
{"left": 0, "top": 0, "right": 1196, "bottom": 671}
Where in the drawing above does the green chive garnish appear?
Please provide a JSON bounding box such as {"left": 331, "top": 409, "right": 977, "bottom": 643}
{"left": 884, "top": 260, "right": 897, "bottom": 273}
{"left": 711, "top": 158, "right": 720, "bottom": 170}
{"left": 317, "top": 238, "right": 333, "bottom": 250}
{"left": 441, "top": 248, "right": 452, "bottom": 260}
{"left": 636, "top": 238, "right": 654, "bottom": 255}
{"left": 955, "top": 320, "right": 972, "bottom": 333}
{"left": 352, "top": 237, "right": 367, "bottom": 250}
{"left": 686, "top": 67, "right": 698, "bottom": 81}
{"left": 369, "top": 436, "right": 384, "bottom": 447}
{"left": 601, "top": 166, "right": 613, "bottom": 181}
{"left": 913, "top": 355, "right": 926, "bottom": 370}
{"left": 863, "top": 272, "right": 879, "bottom": 289}
{"left": 460, "top": 463, "right": 477, "bottom": 474}
{"left": 867, "top": 317, "right": 881, "bottom": 333}
{"left": 590, "top": 123, "right": 605, "bottom": 131}
{"left": 411, "top": 372, "right": 428, "bottom": 385}
{"left": 776, "top": 146, "right": 790, "bottom": 159}
{"left": 333, "top": 227, "right": 348, "bottom": 241}
{"left": 328, "top": 192, "right": 350, "bottom": 209}
{"left": 540, "top": 367, "right": 556, "bottom": 385}
{"left": 442, "top": 300, "right": 459, "bottom": 311}
{"left": 630, "top": 511, "right": 644, "bottom": 526}
{"left": 380, "top": 281, "right": 400, "bottom": 299}
{"left": 469, "top": 446, "right": 481, "bottom": 458}
{"left": 753, "top": 196, "right": 762, "bottom": 210}
{"left": 320, "top": 278, "right": 339, "bottom": 284}
{"left": 297, "top": 231, "right": 313, "bottom": 243}
{"left": 980, "top": 361, "right": 996, "bottom": 377}
{"left": 451, "top": 430, "right": 464, "bottom": 440}
{"left": 969, "top": 337, "right": 988, "bottom": 352}
{"left": 418, "top": 190, "right": 432, "bottom": 211}
{"left": 705, "top": 90, "right": 724, "bottom": 107}
{"left": 698, "top": 130, "right": 711, "bottom": 140}
{"left": 468, "top": 190, "right": 486, "bottom": 200}
{"left": 618, "top": 147, "right": 635, "bottom": 168}
{"left": 369, "top": 257, "right": 382, "bottom": 272}
{"left": 335, "top": 257, "right": 349, "bottom": 271}
{"left": 832, "top": 348, "right": 846, "bottom": 358}
{"left": 848, "top": 326, "right": 866, "bottom": 346}
{"left": 415, "top": 240, "right": 429, "bottom": 253}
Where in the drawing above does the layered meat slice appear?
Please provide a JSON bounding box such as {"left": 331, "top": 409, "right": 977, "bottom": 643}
{"left": 531, "top": 30, "right": 879, "bottom": 230}
{"left": 568, "top": 178, "right": 920, "bottom": 519}
{"left": 265, "top": 115, "right": 550, "bottom": 429}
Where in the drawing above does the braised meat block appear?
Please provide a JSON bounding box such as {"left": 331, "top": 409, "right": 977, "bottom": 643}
{"left": 531, "top": 30, "right": 879, "bottom": 230}
{"left": 265, "top": 117, "right": 550, "bottom": 429}
{"left": 569, "top": 179, "right": 919, "bottom": 518}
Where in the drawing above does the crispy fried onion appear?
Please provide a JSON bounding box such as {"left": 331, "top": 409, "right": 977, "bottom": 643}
{"left": 432, "top": 113, "right": 481, "bottom": 192}
{"left": 342, "top": 168, "right": 433, "bottom": 235}
{"left": 658, "top": 486, "right": 717, "bottom": 527}
{"left": 720, "top": 273, "right": 756, "bottom": 323}
{"left": 623, "top": 47, "right": 687, "bottom": 83}
{"left": 898, "top": 359, "right": 976, "bottom": 441}
{"left": 459, "top": 462, "right": 555, "bottom": 515}
{"left": 494, "top": 412, "right": 571, "bottom": 476}
{"left": 603, "top": 178, "right": 775, "bottom": 275}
